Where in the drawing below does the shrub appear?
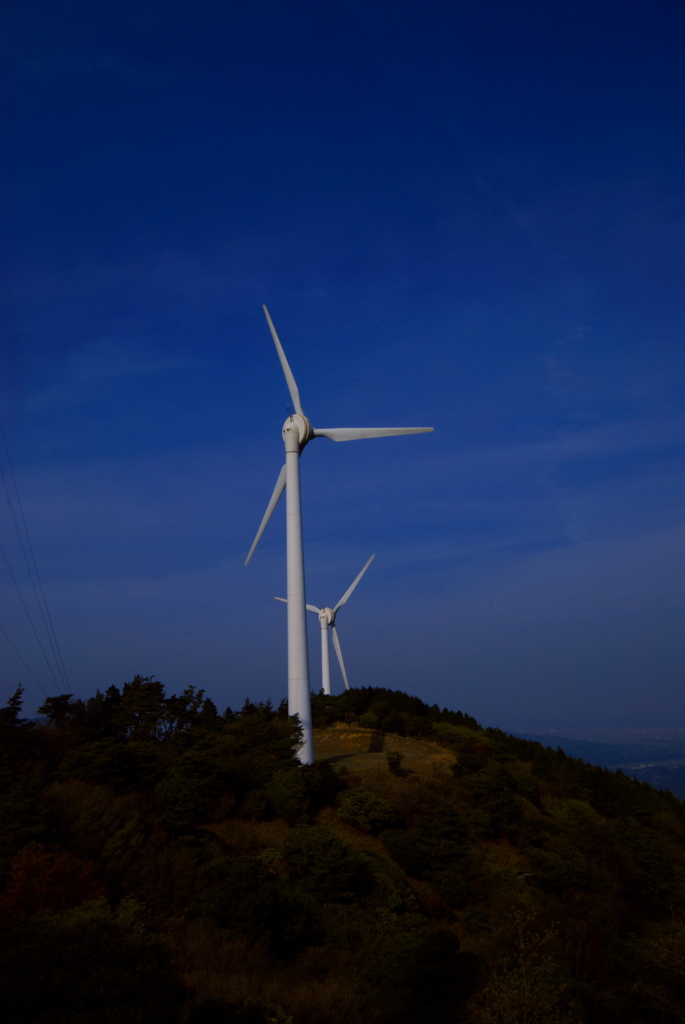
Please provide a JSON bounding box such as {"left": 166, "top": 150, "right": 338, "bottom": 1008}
{"left": 380, "top": 712, "right": 406, "bottom": 736}
{"left": 0, "top": 770, "right": 47, "bottom": 873}
{"left": 56, "top": 738, "right": 162, "bottom": 793}
{"left": 430, "top": 863, "right": 472, "bottom": 908}
{"left": 361, "top": 926, "right": 479, "bottom": 1024}
{"left": 200, "top": 855, "right": 316, "bottom": 953}
{"left": 155, "top": 745, "right": 235, "bottom": 828}
{"left": 463, "top": 912, "right": 582, "bottom": 1024}
{"left": 265, "top": 762, "right": 345, "bottom": 824}
{"left": 188, "top": 997, "right": 293, "bottom": 1023}
{"left": 0, "top": 844, "right": 104, "bottom": 923}
{"left": 0, "top": 897, "right": 184, "bottom": 1024}
{"left": 381, "top": 830, "right": 431, "bottom": 878}
{"left": 281, "top": 825, "right": 371, "bottom": 903}
{"left": 338, "top": 789, "right": 398, "bottom": 834}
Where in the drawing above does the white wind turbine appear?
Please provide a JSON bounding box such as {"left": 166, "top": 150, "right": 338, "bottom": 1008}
{"left": 275, "top": 554, "right": 376, "bottom": 696}
{"left": 245, "top": 306, "right": 433, "bottom": 763}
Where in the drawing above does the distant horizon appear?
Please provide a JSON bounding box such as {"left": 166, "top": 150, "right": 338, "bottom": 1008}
{"left": 12, "top": 681, "right": 685, "bottom": 741}
{"left": 514, "top": 726, "right": 685, "bottom": 739}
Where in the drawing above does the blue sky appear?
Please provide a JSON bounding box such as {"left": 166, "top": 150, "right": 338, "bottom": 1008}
{"left": 1, "top": 0, "right": 683, "bottom": 730}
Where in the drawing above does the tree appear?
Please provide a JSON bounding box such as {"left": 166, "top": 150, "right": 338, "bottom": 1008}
{"left": 0, "top": 686, "right": 26, "bottom": 730}
{"left": 160, "top": 686, "right": 206, "bottom": 738}
{"left": 200, "top": 855, "right": 315, "bottom": 954}
{"left": 0, "top": 687, "right": 34, "bottom": 764}
{"left": 630, "top": 924, "right": 685, "bottom": 1022}
{"left": 338, "top": 788, "right": 398, "bottom": 833}
{"left": 112, "top": 676, "right": 167, "bottom": 740}
{"left": 464, "top": 911, "right": 583, "bottom": 1024}
{"left": 37, "top": 694, "right": 74, "bottom": 727}
{"left": 0, "top": 897, "right": 184, "bottom": 1024}
{"left": 0, "top": 844, "right": 104, "bottom": 923}
{"left": 72, "top": 685, "right": 122, "bottom": 739}
{"left": 281, "top": 825, "right": 371, "bottom": 903}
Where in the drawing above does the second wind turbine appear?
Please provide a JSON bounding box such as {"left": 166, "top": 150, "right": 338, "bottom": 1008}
{"left": 276, "top": 553, "right": 376, "bottom": 696}
{"left": 245, "top": 306, "right": 433, "bottom": 764}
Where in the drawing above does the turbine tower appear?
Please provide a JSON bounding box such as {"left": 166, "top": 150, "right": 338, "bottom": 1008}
{"left": 246, "top": 306, "right": 433, "bottom": 763}
{"left": 276, "top": 554, "right": 376, "bottom": 696}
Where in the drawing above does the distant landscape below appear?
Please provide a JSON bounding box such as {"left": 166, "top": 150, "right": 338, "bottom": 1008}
{"left": 516, "top": 728, "right": 685, "bottom": 799}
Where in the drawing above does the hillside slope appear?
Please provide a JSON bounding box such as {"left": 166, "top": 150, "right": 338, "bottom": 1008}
{"left": 1, "top": 680, "right": 684, "bottom": 1024}
{"left": 313, "top": 724, "right": 456, "bottom": 776}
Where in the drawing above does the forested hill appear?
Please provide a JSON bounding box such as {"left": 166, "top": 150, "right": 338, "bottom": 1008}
{"left": 2, "top": 679, "right": 685, "bottom": 1024}
{"left": 515, "top": 731, "right": 685, "bottom": 799}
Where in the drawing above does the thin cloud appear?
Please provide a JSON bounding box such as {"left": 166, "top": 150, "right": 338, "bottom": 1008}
{"left": 27, "top": 339, "right": 197, "bottom": 411}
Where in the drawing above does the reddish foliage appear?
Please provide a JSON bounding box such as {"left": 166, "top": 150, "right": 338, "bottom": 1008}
{"left": 0, "top": 844, "right": 105, "bottom": 923}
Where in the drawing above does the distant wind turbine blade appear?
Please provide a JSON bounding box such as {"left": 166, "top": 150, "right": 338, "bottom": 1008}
{"left": 263, "top": 306, "right": 304, "bottom": 415}
{"left": 330, "top": 625, "right": 350, "bottom": 690}
{"left": 274, "top": 597, "right": 287, "bottom": 603}
{"left": 245, "top": 464, "right": 287, "bottom": 565}
{"left": 333, "top": 554, "right": 375, "bottom": 613}
{"left": 312, "top": 427, "right": 433, "bottom": 442}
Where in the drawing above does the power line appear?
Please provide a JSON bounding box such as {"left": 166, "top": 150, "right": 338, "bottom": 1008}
{"left": 0, "top": 422, "right": 70, "bottom": 693}
{"left": 0, "top": 466, "right": 68, "bottom": 691}
{"left": 0, "top": 541, "right": 63, "bottom": 693}
{"left": 0, "top": 430, "right": 68, "bottom": 690}
{"left": 0, "top": 433, "right": 71, "bottom": 689}
{"left": 0, "top": 623, "right": 50, "bottom": 699}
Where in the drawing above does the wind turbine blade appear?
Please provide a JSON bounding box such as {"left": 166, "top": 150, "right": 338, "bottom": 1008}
{"left": 263, "top": 306, "right": 304, "bottom": 415}
{"left": 312, "top": 427, "right": 433, "bottom": 442}
{"left": 333, "top": 554, "right": 375, "bottom": 613}
{"left": 278, "top": 597, "right": 320, "bottom": 614}
{"left": 330, "top": 625, "right": 350, "bottom": 690}
{"left": 245, "top": 464, "right": 287, "bottom": 565}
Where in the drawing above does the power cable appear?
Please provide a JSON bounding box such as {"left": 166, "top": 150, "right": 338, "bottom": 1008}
{"left": 0, "top": 423, "right": 70, "bottom": 690}
{"left": 0, "top": 440, "right": 67, "bottom": 690}
{"left": 0, "top": 541, "right": 63, "bottom": 693}
{"left": 0, "top": 623, "right": 50, "bottom": 699}
{"left": 0, "top": 422, "right": 69, "bottom": 692}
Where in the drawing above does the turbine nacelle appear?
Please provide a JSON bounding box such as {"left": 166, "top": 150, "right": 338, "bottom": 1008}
{"left": 318, "top": 607, "right": 335, "bottom": 627}
{"left": 282, "top": 413, "right": 313, "bottom": 448}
